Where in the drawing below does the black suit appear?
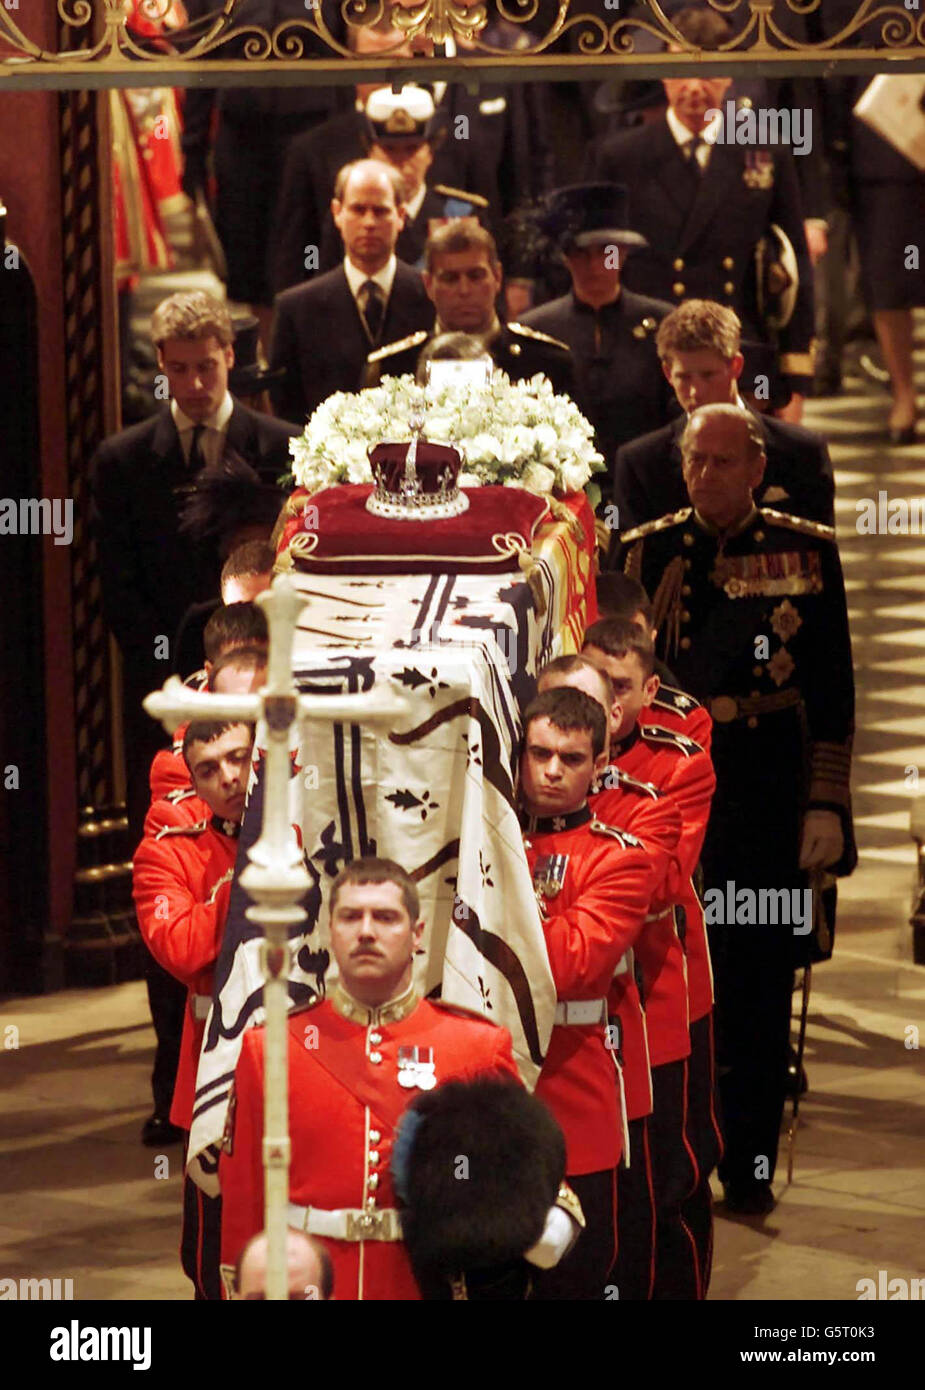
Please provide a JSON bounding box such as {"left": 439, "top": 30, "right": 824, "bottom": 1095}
{"left": 590, "top": 116, "right": 815, "bottom": 388}
{"left": 270, "top": 86, "right": 551, "bottom": 297}
{"left": 611, "top": 411, "right": 835, "bottom": 540}
{"left": 270, "top": 261, "right": 435, "bottom": 424}
{"left": 89, "top": 399, "right": 297, "bottom": 1119}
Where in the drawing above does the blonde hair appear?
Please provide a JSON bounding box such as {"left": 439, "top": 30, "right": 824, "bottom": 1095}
{"left": 656, "top": 299, "right": 741, "bottom": 364}
{"left": 150, "top": 291, "right": 233, "bottom": 351}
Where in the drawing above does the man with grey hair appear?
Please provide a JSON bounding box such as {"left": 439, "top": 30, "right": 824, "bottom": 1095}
{"left": 90, "top": 289, "right": 297, "bottom": 1150}
{"left": 269, "top": 159, "right": 433, "bottom": 423}
{"left": 614, "top": 401, "right": 855, "bottom": 1217}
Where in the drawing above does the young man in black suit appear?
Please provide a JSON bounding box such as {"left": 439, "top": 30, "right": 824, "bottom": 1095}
{"left": 269, "top": 159, "right": 434, "bottom": 425}
{"left": 610, "top": 300, "right": 834, "bottom": 541}
{"left": 89, "top": 290, "right": 298, "bottom": 1147}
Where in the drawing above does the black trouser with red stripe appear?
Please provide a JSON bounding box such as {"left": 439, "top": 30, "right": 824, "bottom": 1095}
{"left": 530, "top": 1168, "right": 618, "bottom": 1301}
{"left": 612, "top": 1116, "right": 656, "bottom": 1299}
{"left": 649, "top": 1057, "right": 701, "bottom": 1300}
{"left": 681, "top": 1013, "right": 724, "bottom": 1297}
{"left": 181, "top": 1140, "right": 223, "bottom": 1301}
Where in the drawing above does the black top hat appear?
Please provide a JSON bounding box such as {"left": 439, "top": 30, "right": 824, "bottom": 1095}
{"left": 541, "top": 182, "right": 648, "bottom": 253}
{"left": 228, "top": 315, "right": 284, "bottom": 396}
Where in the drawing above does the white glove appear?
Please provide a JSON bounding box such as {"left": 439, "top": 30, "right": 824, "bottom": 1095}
{"left": 524, "top": 1204, "right": 581, "bottom": 1271}
{"left": 799, "top": 809, "right": 844, "bottom": 869}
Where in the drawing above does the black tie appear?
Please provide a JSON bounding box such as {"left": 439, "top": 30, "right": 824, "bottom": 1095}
{"left": 360, "top": 280, "right": 385, "bottom": 344}
{"left": 684, "top": 137, "right": 705, "bottom": 176}
{"left": 188, "top": 423, "right": 206, "bottom": 473}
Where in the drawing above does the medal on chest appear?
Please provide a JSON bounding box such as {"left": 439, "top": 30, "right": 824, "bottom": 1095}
{"left": 397, "top": 1045, "right": 436, "bottom": 1091}
{"left": 531, "top": 853, "right": 569, "bottom": 918}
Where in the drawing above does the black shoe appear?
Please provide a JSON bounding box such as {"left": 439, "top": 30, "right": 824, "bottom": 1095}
{"left": 721, "top": 1181, "right": 776, "bottom": 1216}
{"left": 141, "top": 1114, "right": 184, "bottom": 1148}
{"left": 888, "top": 423, "right": 917, "bottom": 447}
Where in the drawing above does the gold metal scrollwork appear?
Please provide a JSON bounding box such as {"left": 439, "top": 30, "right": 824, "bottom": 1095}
{"left": 3, "top": 0, "right": 925, "bottom": 83}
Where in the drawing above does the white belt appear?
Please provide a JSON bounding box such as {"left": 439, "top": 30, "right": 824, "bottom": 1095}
{"left": 287, "top": 1203, "right": 403, "bottom": 1242}
{"left": 644, "top": 906, "right": 673, "bottom": 923}
{"left": 191, "top": 994, "right": 211, "bottom": 1021}
{"left": 554, "top": 999, "right": 607, "bottom": 1026}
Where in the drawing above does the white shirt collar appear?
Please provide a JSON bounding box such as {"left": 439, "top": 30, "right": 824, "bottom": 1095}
{"left": 686, "top": 390, "right": 750, "bottom": 419}
{"left": 405, "top": 182, "right": 427, "bottom": 222}
{"left": 344, "top": 253, "right": 396, "bottom": 302}
{"left": 666, "top": 105, "right": 722, "bottom": 156}
{"left": 171, "top": 391, "right": 233, "bottom": 435}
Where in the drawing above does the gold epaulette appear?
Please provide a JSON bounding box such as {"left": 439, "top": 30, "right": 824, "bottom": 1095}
{"left": 639, "top": 724, "right": 703, "bottom": 757}
{"left": 165, "top": 786, "right": 196, "bottom": 804}
{"left": 207, "top": 867, "right": 234, "bottom": 905}
{"left": 609, "top": 768, "right": 661, "bottom": 800}
{"left": 759, "top": 508, "right": 835, "bottom": 541}
{"left": 367, "top": 329, "right": 429, "bottom": 365}
{"left": 589, "top": 818, "right": 644, "bottom": 849}
{"left": 154, "top": 818, "right": 208, "bottom": 841}
{"left": 507, "top": 322, "right": 570, "bottom": 352}
{"left": 433, "top": 184, "right": 490, "bottom": 209}
{"left": 653, "top": 683, "right": 704, "bottom": 715}
{"left": 620, "top": 507, "right": 692, "bottom": 544}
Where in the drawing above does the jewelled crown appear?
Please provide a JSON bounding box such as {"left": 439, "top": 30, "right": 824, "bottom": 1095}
{"left": 366, "top": 438, "right": 469, "bottom": 521}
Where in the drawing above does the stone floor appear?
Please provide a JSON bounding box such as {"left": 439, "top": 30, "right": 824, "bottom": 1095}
{"left": 2, "top": 344, "right": 925, "bottom": 1303}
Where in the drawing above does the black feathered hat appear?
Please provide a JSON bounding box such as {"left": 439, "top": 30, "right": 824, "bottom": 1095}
{"left": 392, "top": 1077, "right": 566, "bottom": 1299}
{"left": 179, "top": 451, "right": 287, "bottom": 557}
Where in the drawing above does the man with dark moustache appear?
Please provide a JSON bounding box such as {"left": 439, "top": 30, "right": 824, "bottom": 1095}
{"left": 615, "top": 402, "right": 855, "bottom": 1215}
{"left": 219, "top": 857, "right": 525, "bottom": 1301}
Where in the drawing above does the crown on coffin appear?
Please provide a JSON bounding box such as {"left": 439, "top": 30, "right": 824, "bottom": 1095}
{"left": 366, "top": 438, "right": 470, "bottom": 521}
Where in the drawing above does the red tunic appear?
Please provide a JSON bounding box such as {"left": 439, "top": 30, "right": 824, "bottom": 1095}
{"left": 590, "top": 769, "right": 687, "bottom": 1099}
{"left": 219, "top": 991, "right": 519, "bottom": 1301}
{"left": 132, "top": 816, "right": 238, "bottom": 1128}
{"left": 523, "top": 808, "right": 654, "bottom": 1175}
{"left": 608, "top": 722, "right": 717, "bottom": 1026}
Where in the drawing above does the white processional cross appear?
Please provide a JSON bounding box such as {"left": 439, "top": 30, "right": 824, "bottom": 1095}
{"left": 144, "top": 575, "right": 410, "bottom": 1300}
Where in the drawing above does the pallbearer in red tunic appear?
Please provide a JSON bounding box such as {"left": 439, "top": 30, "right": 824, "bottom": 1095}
{"left": 133, "top": 719, "right": 254, "bottom": 1300}
{"left": 219, "top": 858, "right": 519, "bottom": 1302}
{"left": 536, "top": 654, "right": 683, "bottom": 1300}
{"left": 519, "top": 687, "right": 655, "bottom": 1300}
{"left": 583, "top": 618, "right": 719, "bottom": 1299}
